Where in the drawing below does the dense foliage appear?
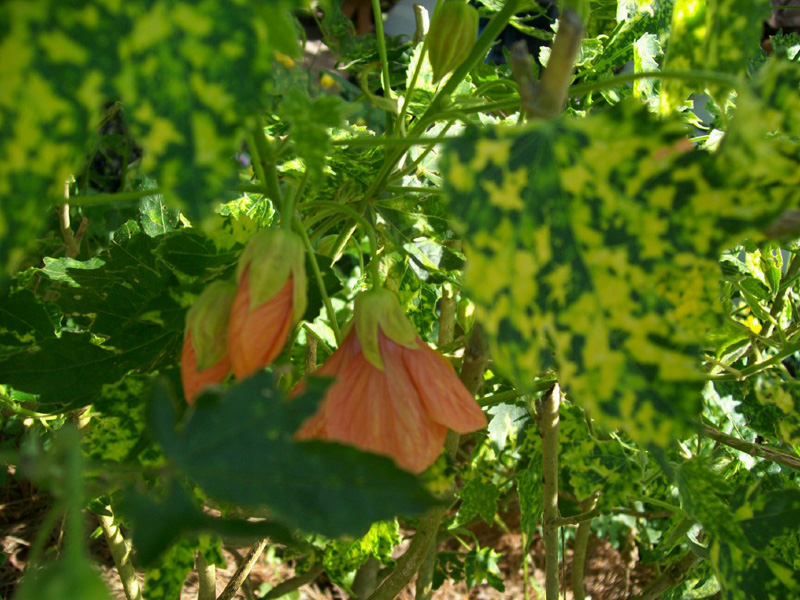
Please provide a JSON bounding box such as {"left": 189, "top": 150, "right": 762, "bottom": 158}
{"left": 1, "top": 0, "right": 800, "bottom": 598}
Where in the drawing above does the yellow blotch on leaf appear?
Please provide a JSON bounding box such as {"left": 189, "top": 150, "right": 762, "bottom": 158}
{"left": 481, "top": 167, "right": 528, "bottom": 211}
{"left": 38, "top": 31, "right": 88, "bottom": 64}
{"left": 447, "top": 154, "right": 473, "bottom": 192}
{"left": 471, "top": 139, "right": 510, "bottom": 171}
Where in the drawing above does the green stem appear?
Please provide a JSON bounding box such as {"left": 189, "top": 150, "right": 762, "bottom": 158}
{"left": 384, "top": 185, "right": 444, "bottom": 194}
{"left": 569, "top": 70, "right": 740, "bottom": 98}
{"left": 372, "top": 0, "right": 395, "bottom": 130}
{"left": 249, "top": 116, "right": 283, "bottom": 208}
{"left": 284, "top": 170, "right": 309, "bottom": 230}
{"left": 332, "top": 135, "right": 463, "bottom": 147}
{"left": 708, "top": 333, "right": 800, "bottom": 381}
{"left": 397, "top": 12, "right": 434, "bottom": 131}
{"left": 66, "top": 189, "right": 157, "bottom": 207}
{"left": 390, "top": 121, "right": 456, "bottom": 181}
{"left": 294, "top": 217, "right": 343, "bottom": 345}
{"left": 301, "top": 201, "right": 382, "bottom": 287}
{"left": 360, "top": 0, "right": 523, "bottom": 211}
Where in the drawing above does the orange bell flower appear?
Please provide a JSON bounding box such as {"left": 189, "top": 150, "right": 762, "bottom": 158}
{"left": 181, "top": 280, "right": 236, "bottom": 404}
{"left": 228, "top": 229, "right": 307, "bottom": 379}
{"left": 297, "top": 288, "right": 487, "bottom": 473}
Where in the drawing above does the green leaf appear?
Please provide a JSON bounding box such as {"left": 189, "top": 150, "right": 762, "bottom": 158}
{"left": 0, "top": 0, "right": 306, "bottom": 280}
{"left": 736, "top": 487, "right": 800, "bottom": 552}
{"left": 278, "top": 88, "right": 345, "bottom": 184}
{"left": 677, "top": 457, "right": 743, "bottom": 545}
{"left": 14, "top": 555, "right": 112, "bottom": 600}
{"left": 464, "top": 546, "right": 505, "bottom": 591}
{"left": 148, "top": 372, "right": 438, "bottom": 538}
{"left": 120, "top": 481, "right": 296, "bottom": 567}
{"left": 0, "top": 290, "right": 55, "bottom": 349}
{"left": 517, "top": 455, "right": 543, "bottom": 539}
{"left": 456, "top": 476, "right": 501, "bottom": 526}
{"left": 710, "top": 540, "right": 800, "bottom": 600}
{"left": 138, "top": 178, "right": 180, "bottom": 237}
{"left": 323, "top": 521, "right": 400, "bottom": 589}
{"left": 0, "top": 329, "right": 180, "bottom": 410}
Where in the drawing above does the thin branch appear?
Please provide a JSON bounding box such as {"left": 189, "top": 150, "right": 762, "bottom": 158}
{"left": 217, "top": 538, "right": 269, "bottom": 600}
{"left": 701, "top": 423, "right": 800, "bottom": 472}
{"left": 555, "top": 505, "right": 601, "bottom": 527}
{"left": 571, "top": 493, "right": 599, "bottom": 600}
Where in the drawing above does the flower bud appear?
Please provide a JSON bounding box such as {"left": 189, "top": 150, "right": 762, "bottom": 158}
{"left": 228, "top": 228, "right": 308, "bottom": 378}
{"left": 427, "top": 1, "right": 479, "bottom": 82}
{"left": 354, "top": 288, "right": 418, "bottom": 370}
{"left": 181, "top": 280, "right": 236, "bottom": 403}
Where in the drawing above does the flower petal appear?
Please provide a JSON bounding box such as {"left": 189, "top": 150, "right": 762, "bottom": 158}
{"left": 404, "top": 339, "right": 487, "bottom": 433}
{"left": 321, "top": 334, "right": 447, "bottom": 473}
{"left": 228, "top": 272, "right": 294, "bottom": 379}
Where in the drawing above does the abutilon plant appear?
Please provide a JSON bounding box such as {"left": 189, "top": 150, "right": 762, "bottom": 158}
{"left": 228, "top": 228, "right": 308, "bottom": 379}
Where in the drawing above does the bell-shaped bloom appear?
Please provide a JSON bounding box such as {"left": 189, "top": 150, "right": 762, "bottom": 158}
{"left": 228, "top": 228, "right": 307, "bottom": 379}
{"left": 297, "top": 288, "right": 487, "bottom": 473}
{"left": 181, "top": 280, "right": 236, "bottom": 404}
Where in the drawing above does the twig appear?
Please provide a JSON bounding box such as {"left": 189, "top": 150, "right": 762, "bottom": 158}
{"left": 262, "top": 564, "right": 324, "bottom": 600}
{"left": 570, "top": 493, "right": 599, "bottom": 600}
{"left": 98, "top": 512, "right": 143, "bottom": 600}
{"left": 536, "top": 384, "right": 562, "bottom": 600}
{"left": 305, "top": 334, "right": 318, "bottom": 374}
{"left": 701, "top": 423, "right": 800, "bottom": 471}
{"left": 555, "top": 505, "right": 601, "bottom": 527}
{"left": 217, "top": 538, "right": 269, "bottom": 600}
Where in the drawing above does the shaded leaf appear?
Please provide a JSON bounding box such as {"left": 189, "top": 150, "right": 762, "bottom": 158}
{"left": 148, "top": 372, "right": 438, "bottom": 538}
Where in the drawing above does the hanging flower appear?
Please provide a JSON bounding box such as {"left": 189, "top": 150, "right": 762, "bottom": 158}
{"left": 296, "top": 288, "right": 487, "bottom": 473}
{"left": 181, "top": 280, "right": 236, "bottom": 404}
{"left": 228, "top": 228, "right": 307, "bottom": 379}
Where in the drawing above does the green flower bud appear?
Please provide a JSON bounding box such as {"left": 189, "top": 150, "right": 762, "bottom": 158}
{"left": 427, "top": 1, "right": 479, "bottom": 83}
{"left": 354, "top": 288, "right": 418, "bottom": 370}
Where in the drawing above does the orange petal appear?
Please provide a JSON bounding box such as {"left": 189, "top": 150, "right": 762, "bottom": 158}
{"left": 404, "top": 338, "right": 487, "bottom": 434}
{"left": 228, "top": 273, "right": 294, "bottom": 379}
{"left": 181, "top": 333, "right": 231, "bottom": 404}
{"left": 322, "top": 334, "right": 447, "bottom": 473}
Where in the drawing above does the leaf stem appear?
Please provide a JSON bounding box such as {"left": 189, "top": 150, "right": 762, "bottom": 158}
{"left": 294, "top": 218, "right": 343, "bottom": 345}
{"left": 301, "top": 201, "right": 382, "bottom": 287}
